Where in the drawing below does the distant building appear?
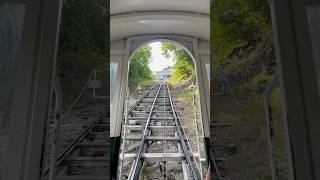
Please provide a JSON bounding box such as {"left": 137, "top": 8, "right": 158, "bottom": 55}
{"left": 156, "top": 68, "right": 172, "bottom": 80}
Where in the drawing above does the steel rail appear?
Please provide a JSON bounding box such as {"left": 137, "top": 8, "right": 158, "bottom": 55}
{"left": 119, "top": 84, "right": 157, "bottom": 179}
{"left": 176, "top": 108, "right": 201, "bottom": 174}
{"left": 192, "top": 87, "right": 203, "bottom": 174}
{"left": 42, "top": 69, "right": 108, "bottom": 179}
{"left": 126, "top": 84, "right": 157, "bottom": 114}
{"left": 167, "top": 83, "right": 201, "bottom": 180}
{"left": 210, "top": 149, "right": 223, "bottom": 180}
{"left": 162, "top": 83, "right": 169, "bottom": 179}
{"left": 128, "top": 84, "right": 162, "bottom": 180}
{"left": 118, "top": 92, "right": 131, "bottom": 179}
{"left": 173, "top": 87, "right": 202, "bottom": 172}
{"left": 42, "top": 106, "right": 109, "bottom": 178}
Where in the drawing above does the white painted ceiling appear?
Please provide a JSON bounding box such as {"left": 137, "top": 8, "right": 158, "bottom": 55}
{"left": 111, "top": 0, "right": 210, "bottom": 15}
{"left": 110, "top": 0, "right": 210, "bottom": 42}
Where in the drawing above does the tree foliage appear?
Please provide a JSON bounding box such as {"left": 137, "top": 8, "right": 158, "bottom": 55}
{"left": 211, "top": 1, "right": 286, "bottom": 178}
{"left": 161, "top": 42, "right": 195, "bottom": 84}
{"left": 128, "top": 45, "right": 154, "bottom": 88}
{"left": 211, "top": 0, "right": 272, "bottom": 62}
{"left": 57, "top": 0, "right": 107, "bottom": 102}
{"left": 211, "top": 0, "right": 275, "bottom": 93}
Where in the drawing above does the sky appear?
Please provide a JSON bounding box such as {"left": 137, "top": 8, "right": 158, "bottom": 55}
{"left": 149, "top": 42, "right": 174, "bottom": 72}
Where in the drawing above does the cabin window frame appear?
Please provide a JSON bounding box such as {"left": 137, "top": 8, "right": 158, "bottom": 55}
{"left": 269, "top": 0, "right": 320, "bottom": 179}
{"left": 3, "top": 0, "right": 63, "bottom": 180}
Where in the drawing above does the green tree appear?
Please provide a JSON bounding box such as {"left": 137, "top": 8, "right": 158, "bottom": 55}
{"left": 128, "top": 45, "right": 154, "bottom": 88}
{"left": 161, "top": 42, "right": 195, "bottom": 84}
{"left": 210, "top": 1, "right": 285, "bottom": 179}
{"left": 211, "top": 0, "right": 272, "bottom": 63}
{"left": 211, "top": 0, "right": 275, "bottom": 93}
{"left": 57, "top": 0, "right": 107, "bottom": 103}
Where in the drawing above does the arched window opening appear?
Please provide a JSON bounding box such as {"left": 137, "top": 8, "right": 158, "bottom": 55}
{"left": 118, "top": 40, "right": 207, "bottom": 179}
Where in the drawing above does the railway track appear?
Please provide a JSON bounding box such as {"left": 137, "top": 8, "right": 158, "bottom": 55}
{"left": 119, "top": 82, "right": 201, "bottom": 180}
{"left": 43, "top": 107, "right": 110, "bottom": 180}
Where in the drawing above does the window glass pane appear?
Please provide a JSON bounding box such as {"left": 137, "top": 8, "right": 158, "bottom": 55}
{"left": 211, "top": 1, "right": 291, "bottom": 178}
{"left": 205, "top": 63, "right": 210, "bottom": 88}
{"left": 0, "top": 2, "right": 25, "bottom": 178}
{"left": 270, "top": 87, "right": 290, "bottom": 178}
{"left": 40, "top": 1, "right": 108, "bottom": 178}
{"left": 307, "top": 6, "right": 320, "bottom": 94}
{"left": 110, "top": 62, "right": 118, "bottom": 102}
